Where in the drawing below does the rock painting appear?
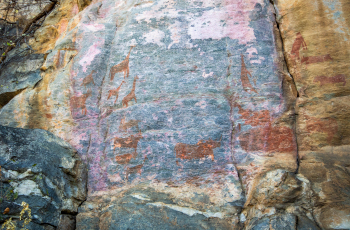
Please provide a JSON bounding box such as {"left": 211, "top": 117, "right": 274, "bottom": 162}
{"left": 175, "top": 137, "right": 222, "bottom": 161}
{"left": 291, "top": 32, "right": 307, "bottom": 59}
{"left": 108, "top": 80, "right": 125, "bottom": 104}
{"left": 122, "top": 75, "right": 138, "bottom": 108}
{"left": 234, "top": 102, "right": 295, "bottom": 153}
{"left": 240, "top": 54, "right": 258, "bottom": 94}
{"left": 304, "top": 115, "right": 338, "bottom": 144}
{"left": 290, "top": 32, "right": 332, "bottom": 65}
{"left": 119, "top": 116, "right": 140, "bottom": 132}
{"left": 81, "top": 70, "right": 96, "bottom": 88}
{"left": 113, "top": 131, "right": 143, "bottom": 154}
{"left": 314, "top": 74, "right": 346, "bottom": 86}
{"left": 70, "top": 90, "right": 92, "bottom": 115}
{"left": 113, "top": 131, "right": 144, "bottom": 179}
{"left": 301, "top": 54, "right": 332, "bottom": 65}
{"left": 109, "top": 46, "right": 134, "bottom": 81}
{"left": 125, "top": 163, "right": 143, "bottom": 180}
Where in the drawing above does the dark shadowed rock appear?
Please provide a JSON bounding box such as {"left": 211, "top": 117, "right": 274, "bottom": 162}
{"left": 0, "top": 48, "right": 44, "bottom": 109}
{"left": 0, "top": 125, "right": 87, "bottom": 229}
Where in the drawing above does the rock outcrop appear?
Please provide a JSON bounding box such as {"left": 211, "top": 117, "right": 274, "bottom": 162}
{"left": 270, "top": 0, "right": 350, "bottom": 228}
{"left": 0, "top": 125, "right": 87, "bottom": 229}
{"left": 0, "top": 0, "right": 349, "bottom": 229}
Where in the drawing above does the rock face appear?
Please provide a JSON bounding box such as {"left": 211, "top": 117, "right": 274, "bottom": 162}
{"left": 0, "top": 125, "right": 87, "bottom": 229}
{"left": 270, "top": 0, "right": 350, "bottom": 229}
{"left": 0, "top": 0, "right": 349, "bottom": 229}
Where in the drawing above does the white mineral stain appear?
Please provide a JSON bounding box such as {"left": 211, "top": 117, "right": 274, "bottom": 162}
{"left": 202, "top": 72, "right": 214, "bottom": 78}
{"left": 11, "top": 180, "right": 42, "bottom": 196}
{"left": 149, "top": 202, "right": 224, "bottom": 218}
{"left": 136, "top": 0, "right": 262, "bottom": 45}
{"left": 143, "top": 29, "right": 166, "bottom": 47}
{"left": 131, "top": 193, "right": 151, "bottom": 201}
{"left": 79, "top": 40, "right": 104, "bottom": 72}
{"left": 84, "top": 23, "right": 105, "bottom": 32}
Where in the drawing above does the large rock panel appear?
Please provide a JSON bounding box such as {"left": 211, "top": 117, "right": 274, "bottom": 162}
{"left": 0, "top": 0, "right": 329, "bottom": 228}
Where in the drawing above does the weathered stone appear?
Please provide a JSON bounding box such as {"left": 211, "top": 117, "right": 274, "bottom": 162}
{"left": 246, "top": 169, "right": 302, "bottom": 206}
{"left": 271, "top": 0, "right": 350, "bottom": 228}
{"left": 0, "top": 0, "right": 349, "bottom": 228}
{"left": 297, "top": 216, "right": 320, "bottom": 230}
{"left": 0, "top": 48, "right": 43, "bottom": 109}
{"left": 57, "top": 214, "right": 76, "bottom": 230}
{"left": 0, "top": 125, "right": 87, "bottom": 229}
{"left": 77, "top": 186, "right": 240, "bottom": 230}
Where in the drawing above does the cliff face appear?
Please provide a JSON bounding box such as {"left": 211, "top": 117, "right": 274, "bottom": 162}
{"left": 271, "top": 0, "right": 350, "bottom": 229}
{"left": 0, "top": 0, "right": 349, "bottom": 229}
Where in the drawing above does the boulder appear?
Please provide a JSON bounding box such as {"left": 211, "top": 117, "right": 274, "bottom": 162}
{"left": 0, "top": 125, "right": 87, "bottom": 229}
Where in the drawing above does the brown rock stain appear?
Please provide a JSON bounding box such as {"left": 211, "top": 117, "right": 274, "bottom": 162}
{"left": 29, "top": 0, "right": 80, "bottom": 53}
{"left": 234, "top": 103, "right": 296, "bottom": 153}
{"left": 314, "top": 74, "right": 346, "bottom": 86}
{"left": 240, "top": 54, "right": 258, "bottom": 94}
{"left": 304, "top": 115, "right": 338, "bottom": 143}
{"left": 45, "top": 114, "right": 53, "bottom": 119}
{"left": 175, "top": 138, "right": 221, "bottom": 161}
{"left": 119, "top": 115, "right": 140, "bottom": 132}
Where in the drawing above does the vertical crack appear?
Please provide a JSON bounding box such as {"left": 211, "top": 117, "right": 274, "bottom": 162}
{"left": 225, "top": 42, "right": 246, "bottom": 207}
{"left": 269, "top": 0, "right": 300, "bottom": 174}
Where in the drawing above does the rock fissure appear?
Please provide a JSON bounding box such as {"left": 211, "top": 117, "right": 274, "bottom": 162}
{"left": 0, "top": 88, "right": 25, "bottom": 109}
{"left": 270, "top": 0, "right": 300, "bottom": 174}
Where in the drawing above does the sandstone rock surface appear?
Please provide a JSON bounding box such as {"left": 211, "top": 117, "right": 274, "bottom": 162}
{"left": 271, "top": 0, "right": 350, "bottom": 228}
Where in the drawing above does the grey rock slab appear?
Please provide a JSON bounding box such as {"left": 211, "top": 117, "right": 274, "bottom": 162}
{"left": 0, "top": 125, "right": 87, "bottom": 228}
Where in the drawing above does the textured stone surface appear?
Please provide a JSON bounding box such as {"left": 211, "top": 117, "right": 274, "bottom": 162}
{"left": 0, "top": 49, "right": 43, "bottom": 109}
{"left": 0, "top": 0, "right": 349, "bottom": 229}
{"left": 271, "top": 0, "right": 350, "bottom": 228}
{"left": 77, "top": 186, "right": 241, "bottom": 230}
{"left": 0, "top": 125, "right": 87, "bottom": 228}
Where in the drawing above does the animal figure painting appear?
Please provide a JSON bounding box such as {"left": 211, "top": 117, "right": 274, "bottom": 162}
{"left": 113, "top": 131, "right": 143, "bottom": 155}
{"left": 119, "top": 115, "right": 140, "bottom": 132}
{"left": 81, "top": 70, "right": 96, "bottom": 88}
{"left": 290, "top": 32, "right": 331, "bottom": 65}
{"left": 301, "top": 54, "right": 332, "bottom": 65}
{"left": 122, "top": 75, "right": 139, "bottom": 108}
{"left": 71, "top": 90, "right": 92, "bottom": 115}
{"left": 314, "top": 74, "right": 346, "bottom": 86}
{"left": 110, "top": 46, "right": 134, "bottom": 81}
{"left": 175, "top": 137, "right": 221, "bottom": 161}
{"left": 108, "top": 80, "right": 125, "bottom": 104}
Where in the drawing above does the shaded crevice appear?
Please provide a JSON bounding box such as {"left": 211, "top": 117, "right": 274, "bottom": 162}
{"left": 269, "top": 0, "right": 300, "bottom": 174}
{"left": 0, "top": 88, "right": 25, "bottom": 108}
